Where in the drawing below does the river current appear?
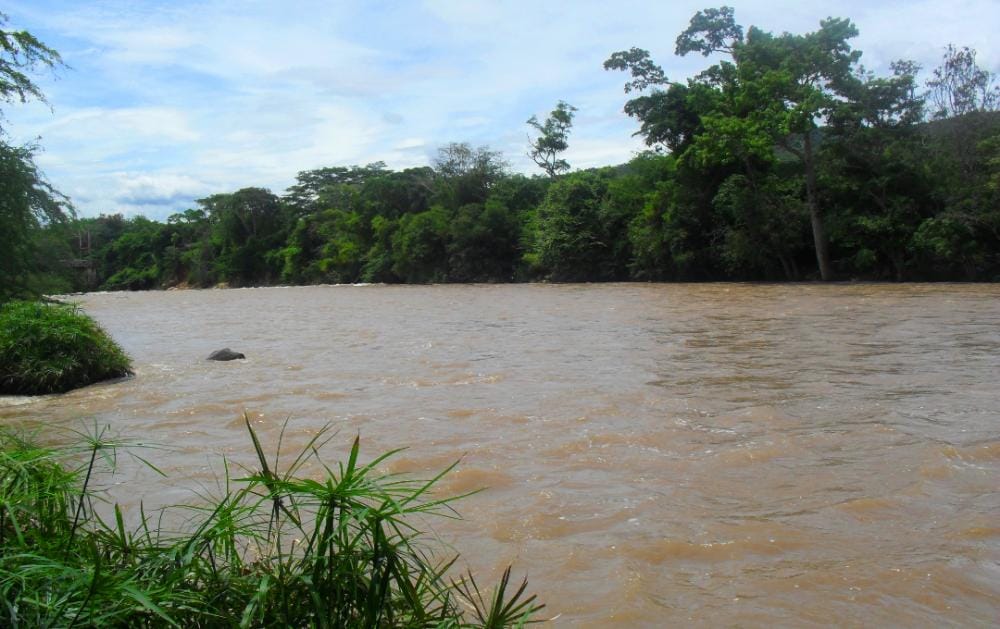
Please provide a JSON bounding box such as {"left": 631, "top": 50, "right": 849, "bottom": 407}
{"left": 2, "top": 283, "right": 998, "bottom": 626}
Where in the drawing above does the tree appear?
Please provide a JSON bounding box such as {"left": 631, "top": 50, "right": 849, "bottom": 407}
{"left": 432, "top": 143, "right": 507, "bottom": 208}
{"left": 200, "top": 188, "right": 287, "bottom": 285}
{"left": 280, "top": 208, "right": 370, "bottom": 284}
{"left": 927, "top": 45, "right": 999, "bottom": 119}
{"left": 0, "top": 142, "right": 72, "bottom": 299}
{"left": 603, "top": 49, "right": 710, "bottom": 154}
{"left": 607, "top": 7, "right": 874, "bottom": 280}
{"left": 160, "top": 208, "right": 213, "bottom": 287}
{"left": 922, "top": 45, "right": 1000, "bottom": 224}
{"left": 823, "top": 62, "right": 931, "bottom": 280}
{"left": 357, "top": 166, "right": 434, "bottom": 219}
{"left": 284, "top": 163, "right": 388, "bottom": 213}
{"left": 526, "top": 101, "right": 577, "bottom": 177}
{"left": 918, "top": 46, "right": 1000, "bottom": 278}
{"left": 447, "top": 200, "right": 522, "bottom": 282}
{"left": 360, "top": 215, "right": 399, "bottom": 282}
{"left": 712, "top": 173, "right": 809, "bottom": 279}
{"left": 0, "top": 13, "right": 61, "bottom": 115}
{"left": 532, "top": 170, "right": 631, "bottom": 281}
{"left": 0, "top": 14, "right": 69, "bottom": 301}
{"left": 391, "top": 206, "right": 449, "bottom": 283}
{"left": 100, "top": 216, "right": 166, "bottom": 290}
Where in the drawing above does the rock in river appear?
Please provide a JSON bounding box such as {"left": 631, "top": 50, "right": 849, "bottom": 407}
{"left": 207, "top": 348, "right": 245, "bottom": 361}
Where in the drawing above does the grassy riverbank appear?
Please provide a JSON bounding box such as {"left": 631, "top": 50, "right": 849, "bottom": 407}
{"left": 0, "top": 420, "right": 543, "bottom": 627}
{"left": 0, "top": 300, "right": 132, "bottom": 395}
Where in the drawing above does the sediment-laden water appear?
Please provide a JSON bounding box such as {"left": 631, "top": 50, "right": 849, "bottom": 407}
{"left": 2, "top": 284, "right": 998, "bottom": 626}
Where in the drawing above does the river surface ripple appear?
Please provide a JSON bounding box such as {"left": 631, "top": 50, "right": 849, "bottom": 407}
{"left": 2, "top": 283, "right": 999, "bottom": 626}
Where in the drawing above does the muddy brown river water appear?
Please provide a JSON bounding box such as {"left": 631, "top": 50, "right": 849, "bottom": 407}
{"left": 2, "top": 284, "right": 999, "bottom": 626}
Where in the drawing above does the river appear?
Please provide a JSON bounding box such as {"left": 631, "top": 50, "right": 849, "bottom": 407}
{"left": 2, "top": 283, "right": 999, "bottom": 626}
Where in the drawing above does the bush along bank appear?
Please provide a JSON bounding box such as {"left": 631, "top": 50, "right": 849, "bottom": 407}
{"left": 0, "top": 418, "right": 544, "bottom": 627}
{"left": 0, "top": 300, "right": 132, "bottom": 395}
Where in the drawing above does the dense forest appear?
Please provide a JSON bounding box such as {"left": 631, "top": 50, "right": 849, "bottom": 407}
{"left": 4, "top": 8, "right": 1000, "bottom": 300}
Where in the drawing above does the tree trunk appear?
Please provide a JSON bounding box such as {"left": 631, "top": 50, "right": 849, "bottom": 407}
{"left": 804, "top": 132, "right": 833, "bottom": 280}
{"left": 778, "top": 253, "right": 795, "bottom": 280}
{"left": 891, "top": 251, "right": 904, "bottom": 281}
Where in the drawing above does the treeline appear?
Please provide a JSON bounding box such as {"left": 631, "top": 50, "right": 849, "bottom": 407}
{"left": 42, "top": 110, "right": 1000, "bottom": 291}
{"left": 8, "top": 8, "right": 1000, "bottom": 298}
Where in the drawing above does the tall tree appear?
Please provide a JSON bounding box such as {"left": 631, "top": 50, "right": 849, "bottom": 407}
{"left": 926, "top": 45, "right": 999, "bottom": 119}
{"left": 200, "top": 188, "right": 287, "bottom": 285}
{"left": 823, "top": 61, "right": 929, "bottom": 280}
{"left": 692, "top": 11, "right": 861, "bottom": 281}
{"left": 526, "top": 101, "right": 577, "bottom": 177}
{"left": 607, "top": 7, "right": 872, "bottom": 280}
{"left": 0, "top": 13, "right": 70, "bottom": 301}
{"left": 920, "top": 46, "right": 1000, "bottom": 277}
{"left": 432, "top": 142, "right": 507, "bottom": 208}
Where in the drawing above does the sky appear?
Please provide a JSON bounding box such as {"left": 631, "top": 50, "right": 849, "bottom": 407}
{"left": 3, "top": 0, "right": 999, "bottom": 220}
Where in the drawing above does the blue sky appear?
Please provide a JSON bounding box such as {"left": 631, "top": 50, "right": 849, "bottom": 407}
{"left": 4, "top": 0, "right": 999, "bottom": 220}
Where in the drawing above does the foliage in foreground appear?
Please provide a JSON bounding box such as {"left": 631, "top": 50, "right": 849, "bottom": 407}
{"left": 0, "top": 300, "right": 132, "bottom": 395}
{"left": 0, "top": 420, "right": 544, "bottom": 627}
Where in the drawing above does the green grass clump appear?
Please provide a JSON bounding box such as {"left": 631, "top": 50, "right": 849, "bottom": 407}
{"left": 0, "top": 419, "right": 544, "bottom": 627}
{"left": 0, "top": 300, "right": 132, "bottom": 395}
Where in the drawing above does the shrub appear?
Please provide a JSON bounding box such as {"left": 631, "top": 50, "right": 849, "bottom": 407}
{"left": 0, "top": 419, "right": 544, "bottom": 627}
{"left": 0, "top": 300, "right": 132, "bottom": 395}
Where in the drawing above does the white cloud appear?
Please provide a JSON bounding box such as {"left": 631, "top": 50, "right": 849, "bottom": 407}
{"left": 113, "top": 172, "right": 213, "bottom": 206}
{"left": 42, "top": 107, "right": 199, "bottom": 143}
